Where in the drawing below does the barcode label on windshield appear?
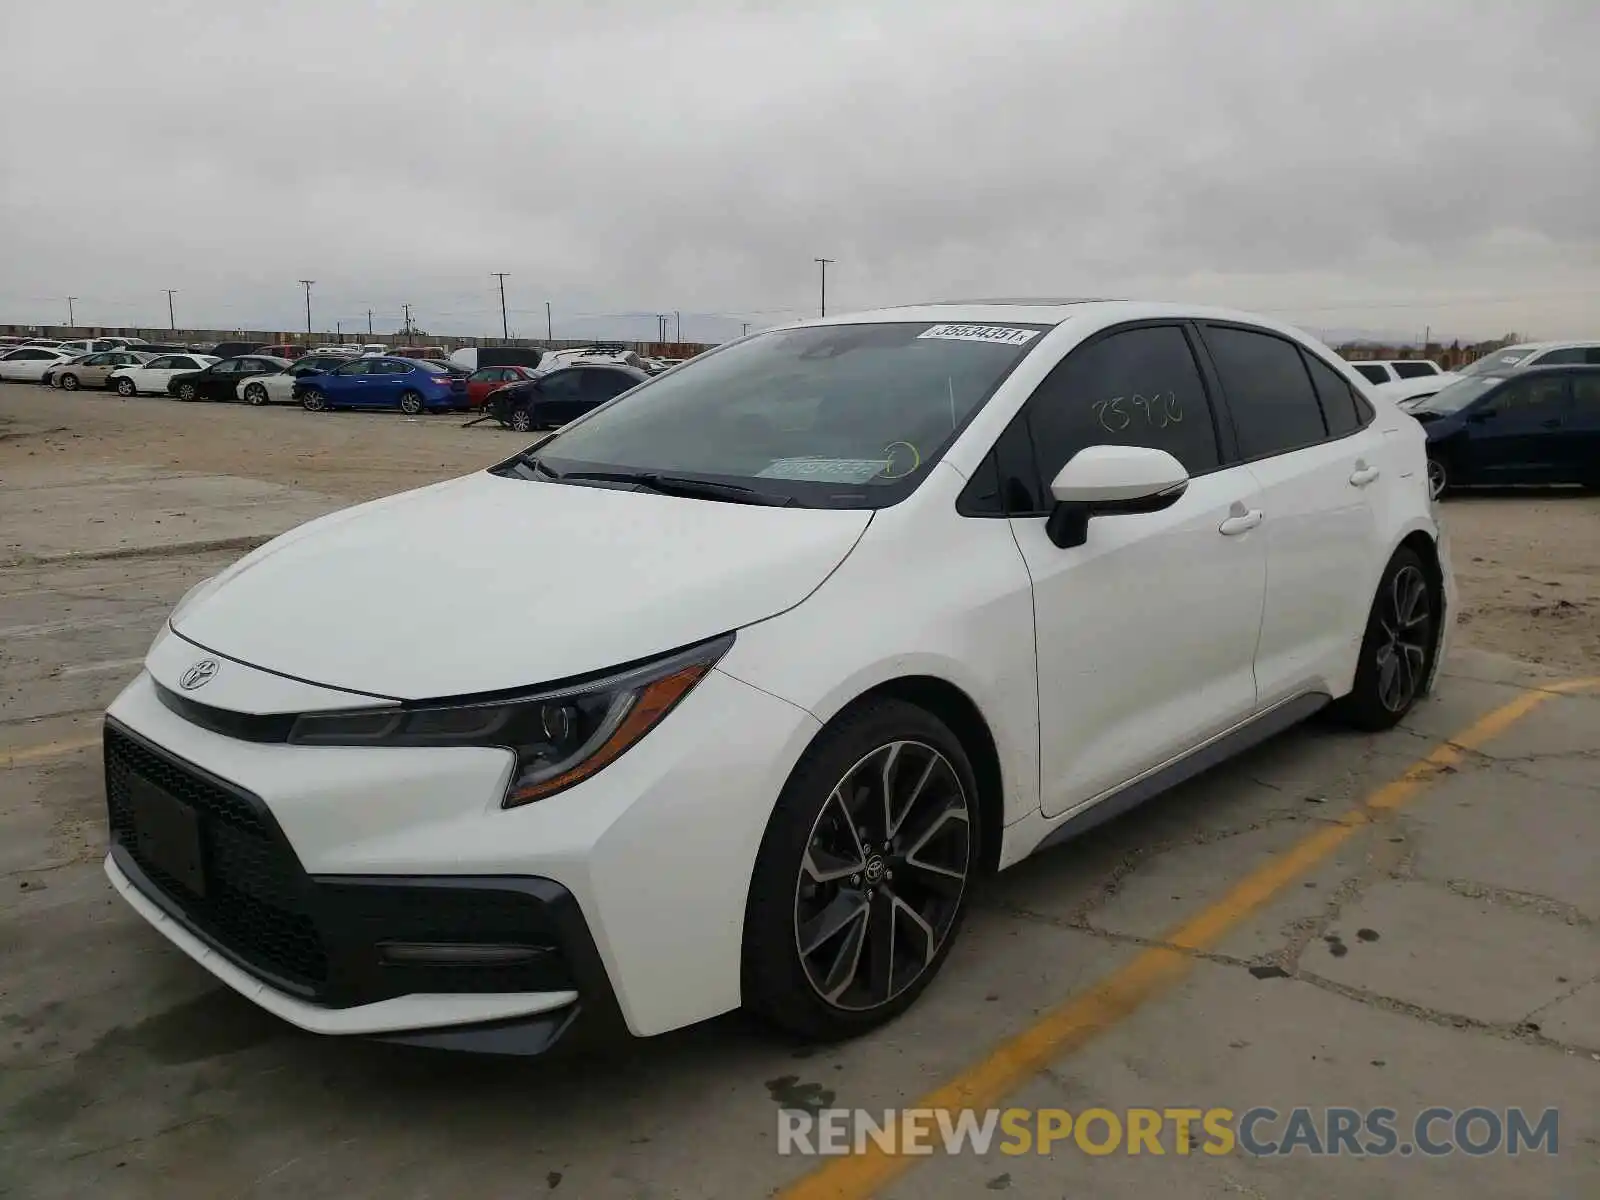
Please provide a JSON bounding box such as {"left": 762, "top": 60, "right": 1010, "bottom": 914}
{"left": 918, "top": 324, "right": 1039, "bottom": 346}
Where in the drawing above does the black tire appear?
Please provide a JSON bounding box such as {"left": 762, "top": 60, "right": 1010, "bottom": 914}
{"left": 59, "top": 373, "right": 79, "bottom": 391}
{"left": 244, "top": 382, "right": 269, "bottom": 406}
{"left": 115, "top": 377, "right": 137, "bottom": 397}
{"left": 176, "top": 382, "right": 198, "bottom": 402}
{"left": 399, "top": 390, "right": 425, "bottom": 416}
{"left": 742, "top": 698, "right": 978, "bottom": 1041}
{"left": 1329, "top": 547, "right": 1440, "bottom": 732}
{"left": 300, "top": 388, "right": 327, "bottom": 412}
{"left": 509, "top": 404, "right": 536, "bottom": 433}
{"left": 1426, "top": 455, "right": 1448, "bottom": 500}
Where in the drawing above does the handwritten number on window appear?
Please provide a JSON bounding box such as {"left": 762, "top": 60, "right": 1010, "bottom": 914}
{"left": 1094, "top": 392, "right": 1181, "bottom": 434}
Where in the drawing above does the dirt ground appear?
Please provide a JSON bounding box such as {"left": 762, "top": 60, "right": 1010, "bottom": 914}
{"left": 3, "top": 385, "right": 1598, "bottom": 671}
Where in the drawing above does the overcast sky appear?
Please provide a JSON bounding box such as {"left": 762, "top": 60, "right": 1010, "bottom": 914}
{"left": 3, "top": 0, "right": 1598, "bottom": 344}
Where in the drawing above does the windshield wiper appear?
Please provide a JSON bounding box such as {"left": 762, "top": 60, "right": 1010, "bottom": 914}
{"left": 557, "top": 470, "right": 800, "bottom": 507}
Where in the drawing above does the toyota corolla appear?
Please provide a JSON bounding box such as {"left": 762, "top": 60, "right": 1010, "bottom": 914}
{"left": 103, "top": 300, "right": 1453, "bottom": 1053}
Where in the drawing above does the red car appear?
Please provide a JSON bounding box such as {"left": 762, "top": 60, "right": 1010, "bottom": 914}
{"left": 255, "top": 344, "right": 309, "bottom": 359}
{"left": 465, "top": 364, "right": 540, "bottom": 408}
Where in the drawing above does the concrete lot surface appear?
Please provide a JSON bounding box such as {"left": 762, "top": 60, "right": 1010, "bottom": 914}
{"left": 2, "top": 387, "right": 1597, "bottom": 1199}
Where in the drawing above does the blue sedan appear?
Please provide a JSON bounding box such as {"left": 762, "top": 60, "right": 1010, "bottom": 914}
{"left": 293, "top": 357, "right": 465, "bottom": 414}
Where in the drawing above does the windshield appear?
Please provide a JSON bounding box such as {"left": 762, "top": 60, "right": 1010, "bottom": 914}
{"left": 1409, "top": 375, "right": 1504, "bottom": 414}
{"left": 1459, "top": 347, "right": 1536, "bottom": 376}
{"left": 516, "top": 321, "right": 1048, "bottom": 507}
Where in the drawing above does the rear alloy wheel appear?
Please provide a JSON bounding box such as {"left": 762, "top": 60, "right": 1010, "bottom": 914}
{"left": 509, "top": 405, "right": 535, "bottom": 433}
{"left": 743, "top": 700, "right": 976, "bottom": 1040}
{"left": 1331, "top": 547, "right": 1439, "bottom": 731}
{"left": 176, "top": 382, "right": 198, "bottom": 402}
{"left": 116, "top": 377, "right": 137, "bottom": 397}
{"left": 1426, "top": 456, "right": 1448, "bottom": 499}
{"left": 60, "top": 373, "right": 79, "bottom": 391}
{"left": 398, "top": 390, "right": 425, "bottom": 416}
{"left": 243, "top": 382, "right": 269, "bottom": 406}
{"left": 300, "top": 388, "right": 327, "bottom": 412}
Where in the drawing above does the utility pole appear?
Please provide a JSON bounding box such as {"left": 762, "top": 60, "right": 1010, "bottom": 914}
{"left": 1423, "top": 324, "right": 1431, "bottom": 352}
{"left": 402, "top": 303, "right": 413, "bottom": 338}
{"left": 491, "top": 272, "right": 510, "bottom": 340}
{"left": 164, "top": 289, "right": 177, "bottom": 330}
{"left": 742, "top": 322, "right": 750, "bottom": 336}
{"left": 336, "top": 321, "right": 342, "bottom": 340}
{"left": 367, "top": 309, "right": 374, "bottom": 337}
{"left": 814, "top": 258, "right": 834, "bottom": 317}
{"left": 67, "top": 296, "right": 77, "bottom": 326}
{"left": 298, "top": 280, "right": 314, "bottom": 335}
{"left": 675, "top": 310, "right": 681, "bottom": 341}
{"left": 545, "top": 301, "right": 552, "bottom": 341}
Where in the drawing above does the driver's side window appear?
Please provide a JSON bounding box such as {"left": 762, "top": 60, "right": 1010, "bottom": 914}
{"left": 1481, "top": 377, "right": 1565, "bottom": 418}
{"left": 1025, "top": 326, "right": 1220, "bottom": 498}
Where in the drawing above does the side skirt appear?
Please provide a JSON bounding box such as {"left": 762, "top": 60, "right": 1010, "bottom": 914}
{"left": 1027, "top": 692, "right": 1331, "bottom": 858}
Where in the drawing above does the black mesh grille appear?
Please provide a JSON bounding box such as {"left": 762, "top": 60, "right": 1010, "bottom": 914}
{"left": 105, "top": 726, "right": 328, "bottom": 991}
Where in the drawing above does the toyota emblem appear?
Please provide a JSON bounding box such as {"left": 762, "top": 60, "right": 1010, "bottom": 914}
{"left": 179, "top": 658, "right": 219, "bottom": 691}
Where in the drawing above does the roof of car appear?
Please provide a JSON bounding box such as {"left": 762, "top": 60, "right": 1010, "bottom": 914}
{"left": 1499, "top": 340, "right": 1600, "bottom": 352}
{"left": 805, "top": 299, "right": 1336, "bottom": 341}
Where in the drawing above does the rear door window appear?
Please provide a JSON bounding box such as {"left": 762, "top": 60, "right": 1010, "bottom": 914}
{"left": 1352, "top": 364, "right": 1389, "bottom": 385}
{"left": 1202, "top": 325, "right": 1328, "bottom": 458}
{"left": 1302, "top": 354, "right": 1366, "bottom": 438}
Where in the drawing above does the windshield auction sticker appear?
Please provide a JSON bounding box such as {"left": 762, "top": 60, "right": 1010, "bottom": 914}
{"left": 757, "top": 457, "right": 891, "bottom": 483}
{"left": 917, "top": 324, "right": 1040, "bottom": 346}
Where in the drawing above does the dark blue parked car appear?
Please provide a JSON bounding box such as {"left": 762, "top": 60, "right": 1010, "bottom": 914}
{"left": 1410, "top": 365, "right": 1600, "bottom": 497}
{"left": 294, "top": 357, "right": 465, "bottom": 414}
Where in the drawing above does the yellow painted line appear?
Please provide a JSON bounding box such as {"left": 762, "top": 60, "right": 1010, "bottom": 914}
{"left": 779, "top": 678, "right": 1600, "bottom": 1200}
{"left": 0, "top": 733, "right": 101, "bottom": 770}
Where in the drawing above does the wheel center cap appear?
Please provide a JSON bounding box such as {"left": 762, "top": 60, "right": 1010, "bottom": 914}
{"left": 863, "top": 855, "right": 887, "bottom": 885}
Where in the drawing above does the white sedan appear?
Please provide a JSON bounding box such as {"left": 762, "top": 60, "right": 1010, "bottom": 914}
{"left": 0, "top": 346, "right": 72, "bottom": 382}
{"left": 234, "top": 356, "right": 351, "bottom": 405}
{"left": 103, "top": 299, "right": 1452, "bottom": 1053}
{"left": 107, "top": 353, "right": 220, "bottom": 396}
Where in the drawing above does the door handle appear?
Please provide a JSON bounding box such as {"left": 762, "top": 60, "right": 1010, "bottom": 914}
{"left": 1349, "top": 465, "right": 1381, "bottom": 487}
{"left": 1219, "top": 508, "right": 1263, "bottom": 536}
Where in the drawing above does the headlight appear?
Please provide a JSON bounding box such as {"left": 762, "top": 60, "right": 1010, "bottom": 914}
{"left": 287, "top": 633, "right": 733, "bottom": 807}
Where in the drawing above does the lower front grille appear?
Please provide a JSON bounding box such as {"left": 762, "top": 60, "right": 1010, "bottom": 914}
{"left": 105, "top": 725, "right": 329, "bottom": 993}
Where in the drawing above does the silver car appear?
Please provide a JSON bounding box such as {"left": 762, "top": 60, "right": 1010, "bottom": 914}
{"left": 52, "top": 350, "right": 155, "bottom": 390}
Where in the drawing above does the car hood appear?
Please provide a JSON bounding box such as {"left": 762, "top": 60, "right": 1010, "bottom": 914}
{"left": 169, "top": 471, "right": 872, "bottom": 701}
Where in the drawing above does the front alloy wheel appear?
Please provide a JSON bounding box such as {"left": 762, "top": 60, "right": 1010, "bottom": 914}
{"left": 244, "top": 382, "right": 268, "bottom": 406}
{"left": 177, "top": 382, "right": 197, "bottom": 402}
{"left": 116, "top": 377, "right": 136, "bottom": 396}
{"left": 795, "top": 741, "right": 971, "bottom": 1012}
{"left": 509, "top": 405, "right": 535, "bottom": 433}
{"left": 1426, "top": 457, "right": 1448, "bottom": 499}
{"left": 743, "top": 699, "right": 977, "bottom": 1040}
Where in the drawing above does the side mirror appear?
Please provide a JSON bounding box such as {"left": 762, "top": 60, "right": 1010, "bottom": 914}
{"left": 1044, "top": 445, "right": 1189, "bottom": 549}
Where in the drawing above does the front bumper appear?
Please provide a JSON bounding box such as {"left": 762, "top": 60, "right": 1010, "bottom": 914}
{"left": 104, "top": 655, "right": 820, "bottom": 1047}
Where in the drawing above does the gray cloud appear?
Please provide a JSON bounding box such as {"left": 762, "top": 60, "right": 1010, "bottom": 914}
{"left": 3, "top": 0, "right": 1598, "bottom": 342}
